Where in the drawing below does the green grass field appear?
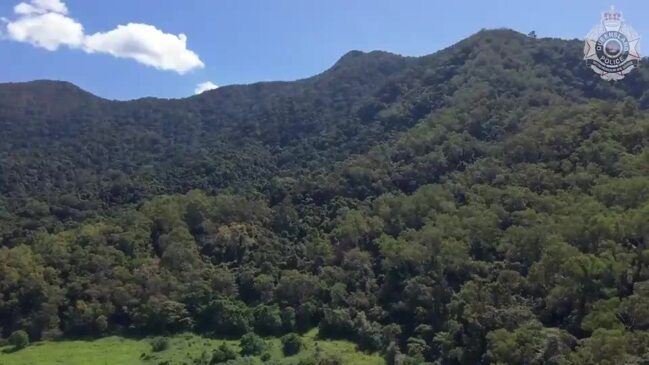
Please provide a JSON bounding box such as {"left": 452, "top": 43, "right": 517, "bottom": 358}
{"left": 0, "top": 329, "right": 385, "bottom": 365}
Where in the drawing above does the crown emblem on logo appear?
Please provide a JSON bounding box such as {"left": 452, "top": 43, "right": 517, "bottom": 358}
{"left": 602, "top": 6, "right": 623, "bottom": 31}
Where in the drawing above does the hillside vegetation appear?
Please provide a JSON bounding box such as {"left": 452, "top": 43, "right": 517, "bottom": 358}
{"left": 1, "top": 29, "right": 649, "bottom": 364}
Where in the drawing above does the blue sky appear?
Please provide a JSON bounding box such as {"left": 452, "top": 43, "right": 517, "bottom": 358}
{"left": 0, "top": 0, "right": 646, "bottom": 100}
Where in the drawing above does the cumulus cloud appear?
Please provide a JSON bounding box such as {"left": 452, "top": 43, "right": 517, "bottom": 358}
{"left": 84, "top": 24, "right": 203, "bottom": 73}
{"left": 194, "top": 81, "right": 218, "bottom": 94}
{"left": 7, "top": 12, "right": 83, "bottom": 50}
{"left": 4, "top": 0, "right": 204, "bottom": 74}
{"left": 14, "top": 0, "right": 68, "bottom": 15}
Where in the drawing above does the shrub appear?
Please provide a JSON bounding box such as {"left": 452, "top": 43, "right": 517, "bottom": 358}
{"left": 281, "top": 333, "right": 303, "bottom": 356}
{"left": 8, "top": 330, "right": 29, "bottom": 350}
{"left": 211, "top": 343, "right": 237, "bottom": 364}
{"left": 239, "top": 333, "right": 266, "bottom": 356}
{"left": 151, "top": 337, "right": 170, "bottom": 352}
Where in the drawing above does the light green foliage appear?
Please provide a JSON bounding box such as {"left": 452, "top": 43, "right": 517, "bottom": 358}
{"left": 211, "top": 342, "right": 238, "bottom": 363}
{"left": 568, "top": 329, "right": 649, "bottom": 365}
{"left": 0, "top": 330, "right": 385, "bottom": 365}
{"left": 581, "top": 298, "right": 623, "bottom": 332}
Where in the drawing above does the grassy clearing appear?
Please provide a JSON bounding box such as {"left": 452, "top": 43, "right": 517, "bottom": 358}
{"left": 0, "top": 329, "right": 385, "bottom": 365}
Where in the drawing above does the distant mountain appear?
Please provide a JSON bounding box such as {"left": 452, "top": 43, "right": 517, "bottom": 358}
{"left": 0, "top": 30, "right": 638, "bottom": 206}
{"left": 1, "top": 29, "right": 648, "bottom": 365}
{"left": 0, "top": 48, "right": 413, "bottom": 208}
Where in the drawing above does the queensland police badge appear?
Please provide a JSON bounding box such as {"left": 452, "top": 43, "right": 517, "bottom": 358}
{"left": 584, "top": 6, "right": 640, "bottom": 81}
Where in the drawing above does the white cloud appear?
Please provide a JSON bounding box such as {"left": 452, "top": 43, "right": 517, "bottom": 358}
{"left": 4, "top": 0, "right": 204, "bottom": 74}
{"left": 15, "top": 0, "right": 68, "bottom": 15}
{"left": 7, "top": 12, "right": 83, "bottom": 50}
{"left": 85, "top": 23, "right": 204, "bottom": 74}
{"left": 194, "top": 81, "right": 218, "bottom": 94}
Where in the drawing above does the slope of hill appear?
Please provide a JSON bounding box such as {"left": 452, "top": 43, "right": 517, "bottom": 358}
{"left": 1, "top": 29, "right": 648, "bottom": 365}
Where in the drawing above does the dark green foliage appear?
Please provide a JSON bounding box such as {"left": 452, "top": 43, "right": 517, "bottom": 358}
{"left": 238, "top": 333, "right": 265, "bottom": 356}
{"left": 318, "top": 309, "right": 355, "bottom": 340}
{"left": 280, "top": 307, "right": 296, "bottom": 333}
{"left": 355, "top": 312, "right": 383, "bottom": 352}
{"left": 197, "top": 299, "right": 253, "bottom": 337}
{"left": 281, "top": 333, "right": 303, "bottom": 356}
{"left": 1, "top": 29, "right": 649, "bottom": 364}
{"left": 253, "top": 305, "right": 282, "bottom": 336}
{"left": 8, "top": 330, "right": 29, "bottom": 350}
{"left": 295, "top": 303, "right": 320, "bottom": 333}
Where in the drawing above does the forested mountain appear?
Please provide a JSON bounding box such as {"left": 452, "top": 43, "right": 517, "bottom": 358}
{"left": 1, "top": 29, "right": 649, "bottom": 364}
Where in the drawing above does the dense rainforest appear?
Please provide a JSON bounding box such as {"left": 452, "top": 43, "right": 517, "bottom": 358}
{"left": 1, "top": 29, "right": 649, "bottom": 364}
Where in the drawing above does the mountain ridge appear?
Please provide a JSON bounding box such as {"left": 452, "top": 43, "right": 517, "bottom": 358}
{"left": 0, "top": 49, "right": 410, "bottom": 102}
{"left": 0, "top": 29, "right": 543, "bottom": 102}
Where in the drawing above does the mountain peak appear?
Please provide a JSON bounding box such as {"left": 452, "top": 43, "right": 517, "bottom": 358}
{"left": 332, "top": 50, "right": 404, "bottom": 68}
{"left": 0, "top": 80, "right": 104, "bottom": 117}
{"left": 318, "top": 49, "right": 409, "bottom": 84}
{"left": 0, "top": 80, "right": 101, "bottom": 100}
{"left": 336, "top": 50, "right": 368, "bottom": 63}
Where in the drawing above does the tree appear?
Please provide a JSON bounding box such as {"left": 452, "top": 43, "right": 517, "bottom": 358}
{"left": 131, "top": 298, "right": 193, "bottom": 334}
{"left": 296, "top": 302, "right": 319, "bottom": 332}
{"left": 384, "top": 341, "right": 402, "bottom": 365}
{"left": 568, "top": 329, "right": 634, "bottom": 365}
{"left": 319, "top": 308, "right": 354, "bottom": 339}
{"left": 355, "top": 312, "right": 383, "bottom": 352}
{"left": 239, "top": 333, "right": 266, "bottom": 356}
{"left": 581, "top": 298, "right": 623, "bottom": 332}
{"left": 281, "top": 333, "right": 303, "bottom": 356}
{"left": 546, "top": 253, "right": 627, "bottom": 327}
{"left": 197, "top": 299, "right": 252, "bottom": 337}
{"left": 487, "top": 325, "right": 575, "bottom": 365}
{"left": 280, "top": 307, "right": 296, "bottom": 333}
{"left": 275, "top": 270, "right": 320, "bottom": 306}
{"left": 0, "top": 246, "right": 62, "bottom": 340}
{"left": 253, "top": 305, "right": 282, "bottom": 336}
{"left": 332, "top": 210, "right": 383, "bottom": 251}
{"left": 252, "top": 274, "right": 275, "bottom": 303}
{"left": 95, "top": 315, "right": 108, "bottom": 334}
